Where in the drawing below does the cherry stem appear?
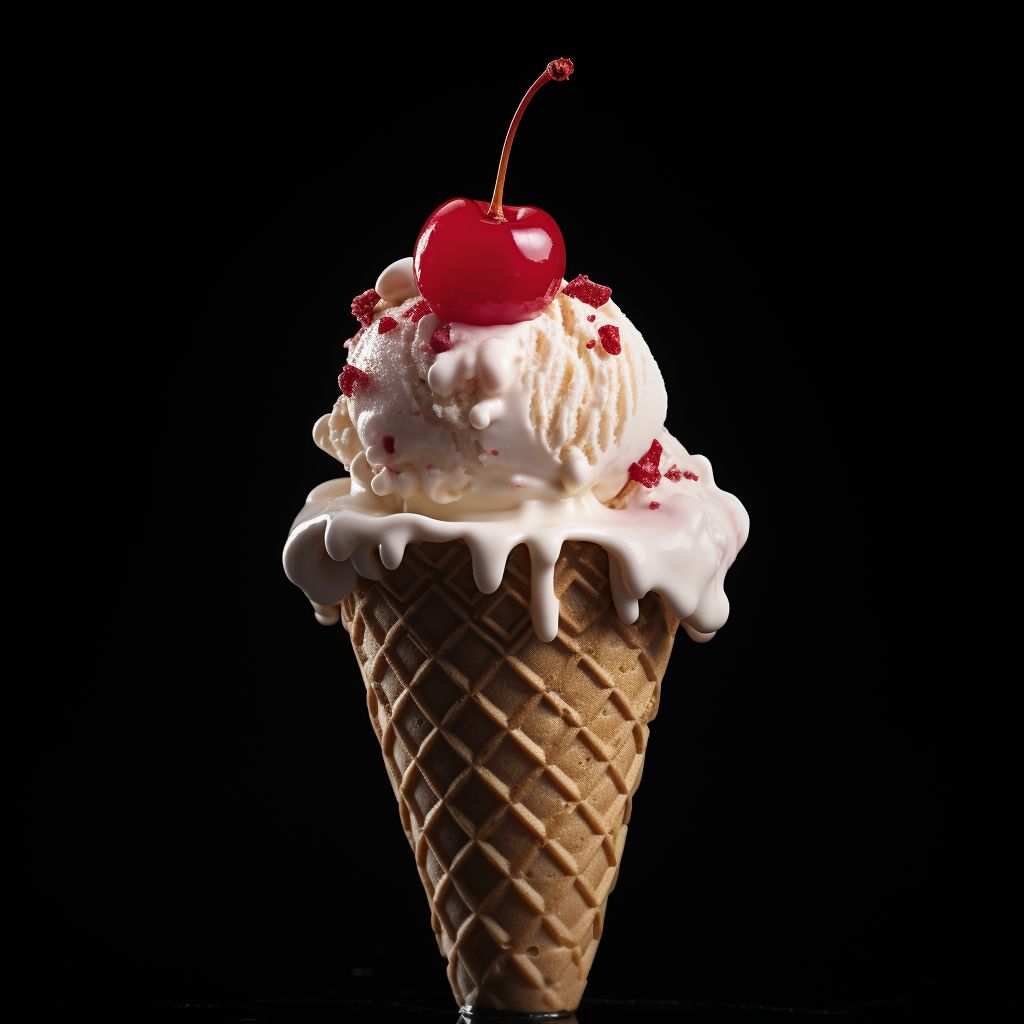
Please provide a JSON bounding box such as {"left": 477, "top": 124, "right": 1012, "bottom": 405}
{"left": 487, "top": 58, "right": 573, "bottom": 222}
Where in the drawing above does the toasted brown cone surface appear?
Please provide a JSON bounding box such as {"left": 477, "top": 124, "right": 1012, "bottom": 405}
{"left": 340, "top": 540, "right": 679, "bottom": 1013}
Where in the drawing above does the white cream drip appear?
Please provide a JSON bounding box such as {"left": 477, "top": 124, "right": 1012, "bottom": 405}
{"left": 283, "top": 451, "right": 748, "bottom": 645}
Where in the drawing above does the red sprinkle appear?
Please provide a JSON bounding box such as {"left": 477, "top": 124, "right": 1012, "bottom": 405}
{"left": 412, "top": 410, "right": 420, "bottom": 416}
{"left": 628, "top": 439, "right": 663, "bottom": 488}
{"left": 382, "top": 435, "right": 395, "bottom": 454}
{"left": 665, "top": 465, "right": 682, "bottom": 483}
{"left": 587, "top": 314, "right": 596, "bottom": 322}
{"left": 598, "top": 324, "right": 621, "bottom": 354}
{"left": 683, "top": 469, "right": 700, "bottom": 481}
{"left": 426, "top": 464, "right": 434, "bottom": 471}
{"left": 490, "top": 450, "right": 499, "bottom": 456}
{"left": 562, "top": 274, "right": 612, "bottom": 308}
{"left": 377, "top": 316, "right": 398, "bottom": 334}
{"left": 405, "top": 299, "right": 432, "bottom": 323}
{"left": 338, "top": 365, "right": 372, "bottom": 396}
{"left": 586, "top": 340, "right": 596, "bottom": 349}
{"left": 351, "top": 289, "right": 379, "bottom": 327}
{"left": 431, "top": 325, "right": 452, "bottom": 352}
{"left": 650, "top": 501, "right": 660, "bottom": 510}
{"left": 547, "top": 57, "right": 574, "bottom": 81}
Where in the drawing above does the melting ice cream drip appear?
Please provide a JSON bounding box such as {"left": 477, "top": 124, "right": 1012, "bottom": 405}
{"left": 283, "top": 457, "right": 747, "bottom": 644}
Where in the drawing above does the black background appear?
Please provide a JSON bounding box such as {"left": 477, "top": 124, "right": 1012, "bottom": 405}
{"left": 10, "top": 17, "right": 1018, "bottom": 1021}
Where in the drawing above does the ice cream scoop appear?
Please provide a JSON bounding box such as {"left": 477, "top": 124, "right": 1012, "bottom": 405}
{"left": 288, "top": 258, "right": 747, "bottom": 643}
{"left": 313, "top": 264, "right": 668, "bottom": 510}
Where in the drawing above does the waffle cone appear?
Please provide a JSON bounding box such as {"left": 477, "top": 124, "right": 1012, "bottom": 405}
{"left": 340, "top": 539, "right": 679, "bottom": 1014}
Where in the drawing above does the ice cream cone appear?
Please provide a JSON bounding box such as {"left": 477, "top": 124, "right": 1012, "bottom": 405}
{"left": 339, "top": 538, "right": 679, "bottom": 1014}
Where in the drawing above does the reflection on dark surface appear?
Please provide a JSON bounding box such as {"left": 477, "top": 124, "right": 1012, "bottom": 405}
{"left": 457, "top": 1015, "right": 577, "bottom": 1024}
{"left": 10, "top": 992, "right": 1019, "bottom": 1022}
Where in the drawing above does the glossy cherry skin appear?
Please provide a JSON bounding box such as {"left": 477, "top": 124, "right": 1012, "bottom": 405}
{"left": 413, "top": 198, "right": 566, "bottom": 327}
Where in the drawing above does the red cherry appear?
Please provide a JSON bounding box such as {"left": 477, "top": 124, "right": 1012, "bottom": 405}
{"left": 414, "top": 58, "right": 573, "bottom": 327}
{"left": 414, "top": 200, "right": 564, "bottom": 326}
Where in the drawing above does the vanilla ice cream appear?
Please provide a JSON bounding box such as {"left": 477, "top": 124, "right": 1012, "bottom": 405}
{"left": 287, "top": 256, "right": 748, "bottom": 644}
{"left": 314, "top": 257, "right": 667, "bottom": 511}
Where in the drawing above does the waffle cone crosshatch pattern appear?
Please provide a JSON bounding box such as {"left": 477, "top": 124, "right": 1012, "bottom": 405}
{"left": 340, "top": 540, "right": 679, "bottom": 1014}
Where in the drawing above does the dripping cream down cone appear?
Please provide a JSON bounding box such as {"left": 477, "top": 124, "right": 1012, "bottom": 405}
{"left": 339, "top": 537, "right": 678, "bottom": 1015}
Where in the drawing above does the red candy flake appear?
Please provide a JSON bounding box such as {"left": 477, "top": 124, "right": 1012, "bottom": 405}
{"left": 665, "top": 465, "right": 682, "bottom": 483}
{"left": 650, "top": 501, "right": 660, "bottom": 510}
{"left": 683, "top": 469, "right": 700, "bottom": 481}
{"left": 405, "top": 299, "right": 432, "bottom": 323}
{"left": 426, "top": 464, "right": 434, "bottom": 471}
{"left": 412, "top": 409, "right": 420, "bottom": 416}
{"left": 628, "top": 439, "right": 663, "bottom": 488}
{"left": 377, "top": 316, "right": 398, "bottom": 334}
{"left": 338, "top": 365, "right": 372, "bottom": 396}
{"left": 586, "top": 340, "right": 596, "bottom": 349}
{"left": 587, "top": 314, "right": 596, "bottom": 322}
{"left": 547, "top": 57, "right": 574, "bottom": 81}
{"left": 598, "top": 324, "right": 621, "bottom": 354}
{"left": 562, "top": 274, "right": 612, "bottom": 308}
{"left": 382, "top": 435, "right": 395, "bottom": 454}
{"left": 351, "top": 289, "right": 379, "bottom": 327}
{"left": 431, "top": 324, "right": 452, "bottom": 352}
{"left": 490, "top": 449, "right": 499, "bottom": 456}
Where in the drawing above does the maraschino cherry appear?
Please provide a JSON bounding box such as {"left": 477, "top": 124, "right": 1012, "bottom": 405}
{"left": 413, "top": 58, "right": 573, "bottom": 327}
